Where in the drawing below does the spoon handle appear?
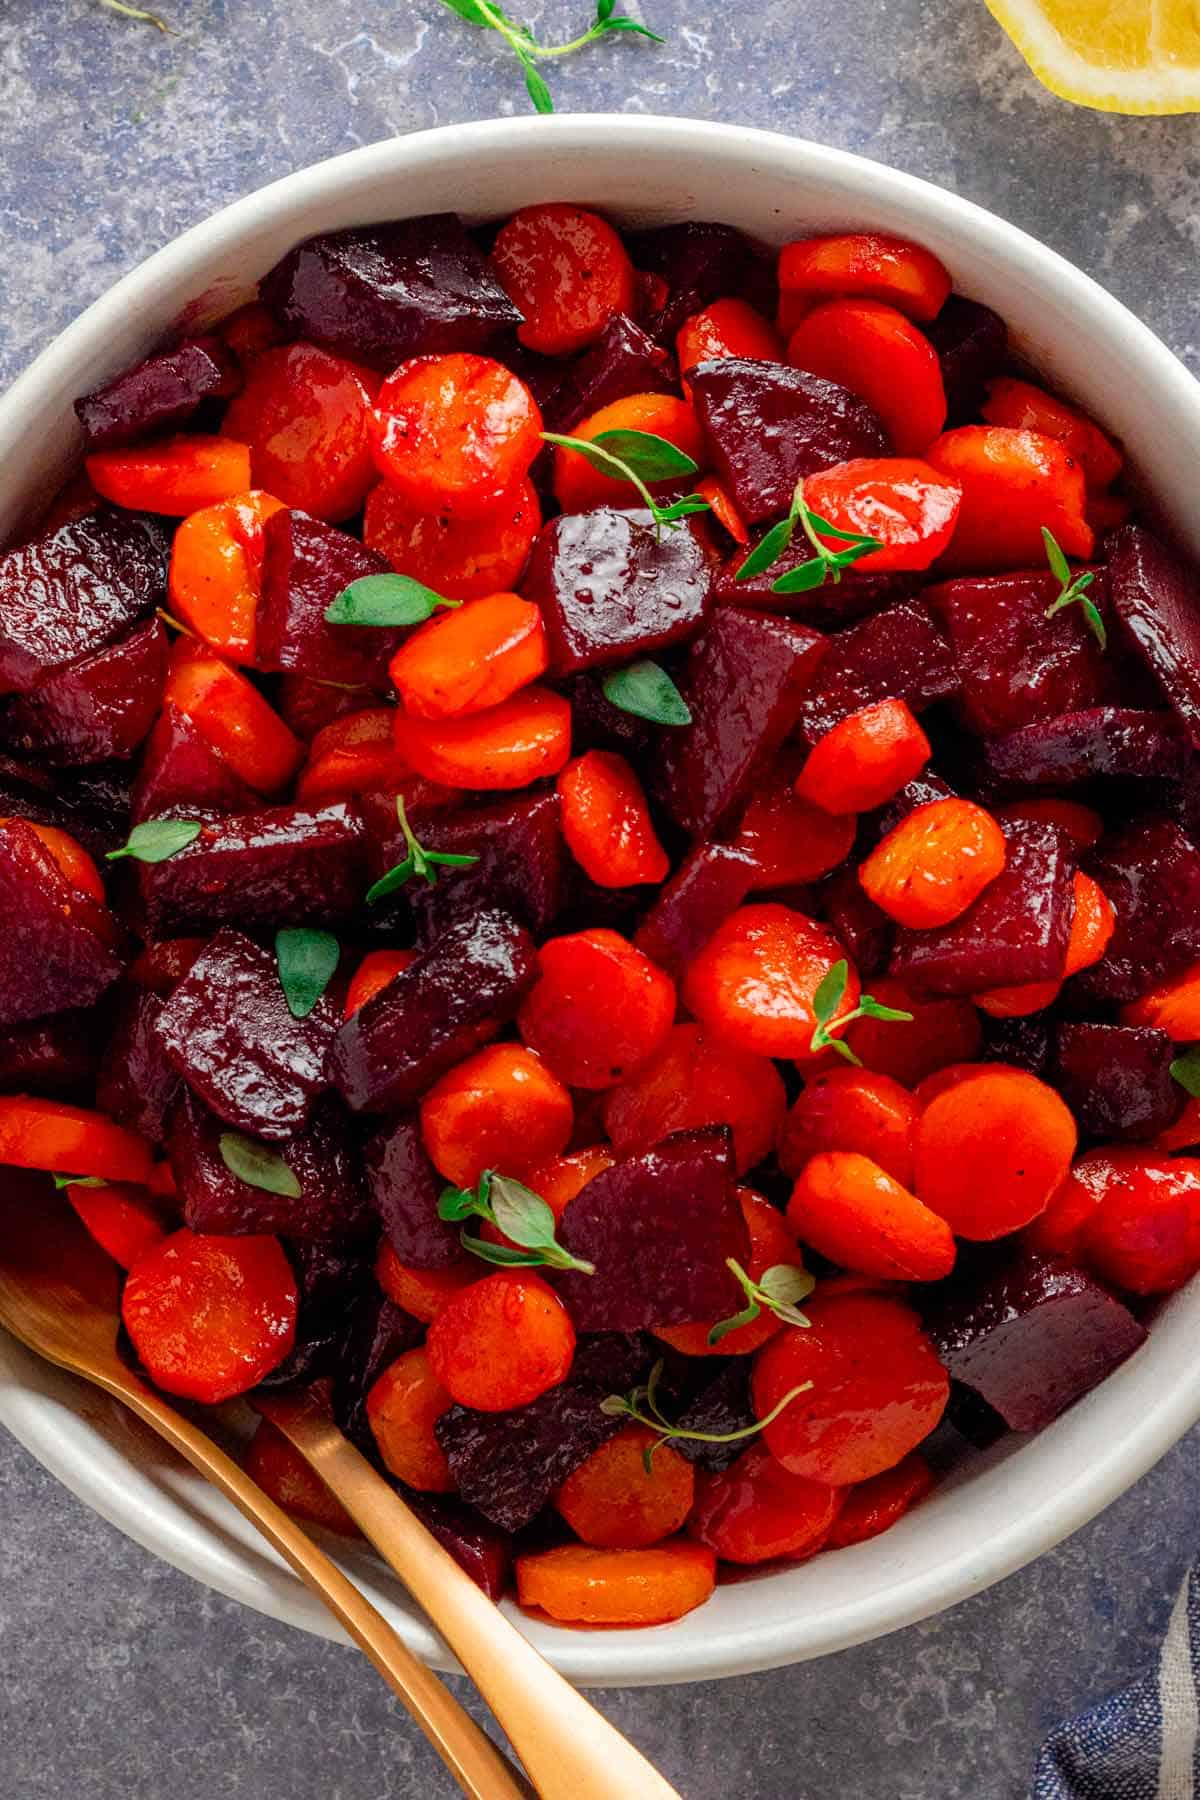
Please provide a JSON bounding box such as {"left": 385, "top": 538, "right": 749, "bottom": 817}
{"left": 97, "top": 1370, "right": 533, "bottom": 1800}
{"left": 258, "top": 1391, "right": 683, "bottom": 1800}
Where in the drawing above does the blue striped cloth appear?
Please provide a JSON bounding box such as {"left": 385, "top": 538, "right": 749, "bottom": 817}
{"left": 1034, "top": 1570, "right": 1200, "bottom": 1798}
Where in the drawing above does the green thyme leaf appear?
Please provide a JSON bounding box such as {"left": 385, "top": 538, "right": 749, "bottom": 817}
{"left": 52, "top": 1174, "right": 108, "bottom": 1190}
{"left": 770, "top": 558, "right": 834, "bottom": 594}
{"left": 1043, "top": 528, "right": 1106, "bottom": 650}
{"left": 809, "top": 961, "right": 913, "bottom": 1065}
{"left": 219, "top": 1134, "right": 301, "bottom": 1199}
{"left": 735, "top": 518, "right": 796, "bottom": 582}
{"left": 1081, "top": 597, "right": 1108, "bottom": 652}
{"left": 1042, "top": 525, "right": 1072, "bottom": 587}
{"left": 540, "top": 430, "right": 709, "bottom": 535}
{"left": 106, "top": 819, "right": 202, "bottom": 865}
{"left": 812, "top": 960, "right": 850, "bottom": 1031}
{"left": 488, "top": 1173, "right": 561, "bottom": 1250}
{"left": 434, "top": 0, "right": 663, "bottom": 112}
{"left": 590, "top": 429, "right": 699, "bottom": 482}
{"left": 366, "top": 795, "right": 479, "bottom": 902}
{"left": 749, "top": 477, "right": 883, "bottom": 596}
{"left": 599, "top": 14, "right": 665, "bottom": 35}
{"left": 602, "top": 1357, "right": 812, "bottom": 1467}
{"left": 325, "top": 573, "right": 459, "bottom": 628}
{"left": 440, "top": 1169, "right": 595, "bottom": 1273}
{"left": 435, "top": 0, "right": 495, "bottom": 21}
{"left": 275, "top": 928, "right": 340, "bottom": 1020}
{"left": 520, "top": 52, "right": 555, "bottom": 111}
{"left": 707, "top": 1258, "right": 815, "bottom": 1345}
{"left": 601, "top": 659, "right": 692, "bottom": 727}
{"left": 1170, "top": 1048, "right": 1200, "bottom": 1098}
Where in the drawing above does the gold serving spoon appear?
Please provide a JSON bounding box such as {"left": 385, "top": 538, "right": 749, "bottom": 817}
{"left": 0, "top": 1179, "right": 683, "bottom": 1798}
{"left": 0, "top": 1177, "right": 532, "bottom": 1800}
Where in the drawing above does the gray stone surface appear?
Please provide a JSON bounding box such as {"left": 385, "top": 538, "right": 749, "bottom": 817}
{"left": 2, "top": 2, "right": 1200, "bottom": 1796}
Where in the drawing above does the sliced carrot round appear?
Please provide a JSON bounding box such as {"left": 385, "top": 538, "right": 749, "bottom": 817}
{"left": 375, "top": 1241, "right": 474, "bottom": 1323}
{"left": 778, "top": 232, "right": 951, "bottom": 322}
{"left": 364, "top": 476, "right": 541, "bottom": 602}
{"left": 555, "top": 1426, "right": 695, "bottom": 1549}
{"left": 676, "top": 297, "right": 784, "bottom": 381}
{"left": 86, "top": 435, "right": 252, "bottom": 515}
{"left": 425, "top": 1270, "right": 576, "bottom": 1411}
{"left": 683, "top": 904, "right": 858, "bottom": 1060}
{"left": 516, "top": 1540, "right": 716, "bottom": 1625}
{"left": 222, "top": 343, "right": 377, "bottom": 522}
{"left": 369, "top": 354, "right": 543, "bottom": 518}
{"left": 1122, "top": 959, "right": 1200, "bottom": 1040}
{"left": 801, "top": 458, "right": 963, "bottom": 572}
{"left": 518, "top": 929, "right": 676, "bottom": 1090}
{"left": 243, "top": 1419, "right": 358, "bottom": 1535}
{"left": 788, "top": 299, "right": 946, "bottom": 453}
{"left": 0, "top": 1098, "right": 152, "bottom": 1185}
{"left": 164, "top": 637, "right": 302, "bottom": 794}
{"left": 167, "top": 489, "right": 286, "bottom": 664}
{"left": 419, "top": 1043, "right": 574, "bottom": 1188}
{"left": 366, "top": 1346, "right": 455, "bottom": 1492}
{"left": 787, "top": 1150, "right": 956, "bottom": 1281}
{"left": 926, "top": 425, "right": 1093, "bottom": 573}
{"left": 779, "top": 1067, "right": 916, "bottom": 1187}
{"left": 795, "top": 699, "right": 931, "bottom": 816}
{"left": 981, "top": 376, "right": 1122, "bottom": 490}
{"left": 602, "top": 1021, "right": 787, "bottom": 1174}
{"left": 65, "top": 1181, "right": 168, "bottom": 1270}
{"left": 294, "top": 706, "right": 412, "bottom": 806}
{"left": 826, "top": 1451, "right": 934, "bottom": 1549}
{"left": 393, "top": 684, "right": 570, "bottom": 790}
{"left": 913, "top": 1066, "right": 1077, "bottom": 1238}
{"left": 687, "top": 1442, "right": 843, "bottom": 1565}
{"left": 389, "top": 592, "right": 548, "bottom": 720}
{"left": 344, "top": 949, "right": 418, "bottom": 1020}
{"left": 491, "top": 203, "right": 635, "bottom": 357}
{"left": 1, "top": 820, "right": 107, "bottom": 904}
{"left": 859, "top": 798, "right": 1007, "bottom": 928}
{"left": 557, "top": 750, "right": 669, "bottom": 888}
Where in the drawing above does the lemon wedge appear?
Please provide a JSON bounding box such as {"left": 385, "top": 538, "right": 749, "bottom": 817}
{"left": 986, "top": 0, "right": 1200, "bottom": 111}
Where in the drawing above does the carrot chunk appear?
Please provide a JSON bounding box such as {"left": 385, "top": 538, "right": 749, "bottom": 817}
{"left": 86, "top": 435, "right": 252, "bottom": 515}
{"left": 779, "top": 1067, "right": 917, "bottom": 1187}
{"left": 778, "top": 232, "right": 951, "bottom": 322}
{"left": 375, "top": 1241, "right": 474, "bottom": 1323}
{"left": 683, "top": 904, "right": 858, "bottom": 1060}
{"left": 995, "top": 798, "right": 1104, "bottom": 850}
{"left": 0, "top": 1098, "right": 152, "bottom": 1185}
{"left": 787, "top": 1150, "right": 956, "bottom": 1281}
{"left": 1029, "top": 1148, "right": 1200, "bottom": 1295}
{"left": 787, "top": 298, "right": 946, "bottom": 453}
{"left": 366, "top": 1347, "right": 455, "bottom": 1492}
{"left": 677, "top": 298, "right": 784, "bottom": 385}
{"left": 222, "top": 343, "right": 377, "bottom": 522}
{"left": 491, "top": 203, "right": 636, "bottom": 357}
{"left": 832, "top": 976, "right": 982, "bottom": 1087}
{"left": 516, "top": 1540, "right": 716, "bottom": 1626}
{"left": 364, "top": 476, "right": 541, "bottom": 602}
{"left": 164, "top": 637, "right": 302, "bottom": 794}
{"left": 555, "top": 1426, "right": 695, "bottom": 1549}
{"left": 122, "top": 1228, "right": 297, "bottom": 1402}
{"left": 425, "top": 1270, "right": 575, "bottom": 1411}
{"left": 389, "top": 592, "right": 548, "bottom": 720}
{"left": 826, "top": 1451, "right": 934, "bottom": 1549}
{"left": 1123, "top": 959, "right": 1200, "bottom": 1040}
{"left": 419, "top": 1043, "right": 574, "bottom": 1187}
{"left": 602, "top": 1022, "right": 787, "bottom": 1174}
{"left": 294, "top": 706, "right": 413, "bottom": 805}
{"left": 859, "top": 798, "right": 1007, "bottom": 928}
{"left": 795, "top": 698, "right": 931, "bottom": 816}
{"left": 393, "top": 684, "right": 570, "bottom": 790}
{"left": 3, "top": 821, "right": 106, "bottom": 904}
{"left": 344, "top": 949, "right": 417, "bottom": 1020}
{"left": 167, "top": 490, "right": 286, "bottom": 663}
{"left": 369, "top": 354, "right": 542, "bottom": 518}
{"left": 552, "top": 393, "right": 705, "bottom": 515}
{"left": 733, "top": 759, "right": 857, "bottom": 886}
{"left": 977, "top": 871, "right": 1115, "bottom": 1017}
{"left": 243, "top": 1419, "right": 358, "bottom": 1535}
{"left": 926, "top": 425, "right": 1093, "bottom": 572}
{"left": 557, "top": 750, "right": 669, "bottom": 888}
{"left": 800, "top": 458, "right": 962, "bottom": 573}
{"left": 65, "top": 1181, "right": 168, "bottom": 1270}
{"left": 518, "top": 929, "right": 676, "bottom": 1090}
{"left": 913, "top": 1066, "right": 1077, "bottom": 1238}
{"left": 981, "top": 376, "right": 1122, "bottom": 490}
{"left": 688, "top": 1443, "right": 843, "bottom": 1564}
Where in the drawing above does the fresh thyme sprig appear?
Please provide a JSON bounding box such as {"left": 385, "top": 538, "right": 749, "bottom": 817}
{"left": 438, "top": 1169, "right": 596, "bottom": 1274}
{"left": 434, "top": 0, "right": 663, "bottom": 113}
{"left": 1042, "top": 527, "right": 1106, "bottom": 650}
{"left": 365, "top": 796, "right": 479, "bottom": 903}
{"left": 735, "top": 477, "right": 884, "bottom": 593}
{"left": 600, "top": 1358, "right": 813, "bottom": 1472}
{"left": 540, "top": 428, "right": 712, "bottom": 537}
{"left": 809, "top": 959, "right": 913, "bottom": 1067}
{"left": 706, "top": 1258, "right": 815, "bottom": 1347}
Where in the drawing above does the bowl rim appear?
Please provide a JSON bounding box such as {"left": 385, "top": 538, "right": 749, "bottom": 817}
{"left": 4, "top": 111, "right": 1200, "bottom": 1688}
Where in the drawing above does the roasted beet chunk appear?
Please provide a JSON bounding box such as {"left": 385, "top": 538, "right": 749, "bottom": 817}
{"left": 435, "top": 1335, "right": 650, "bottom": 1532}
{"left": 136, "top": 801, "right": 367, "bottom": 935}
{"left": 257, "top": 510, "right": 399, "bottom": 688}
{"left": 925, "top": 1252, "right": 1147, "bottom": 1432}
{"left": 927, "top": 569, "right": 1113, "bottom": 737}
{"left": 1054, "top": 1022, "right": 1183, "bottom": 1144}
{"left": 154, "top": 928, "right": 336, "bottom": 1141}
{"left": 820, "top": 865, "right": 894, "bottom": 980}
{"left": 257, "top": 1240, "right": 368, "bottom": 1391}
{"left": 1107, "top": 526, "right": 1200, "bottom": 746}
{"left": 329, "top": 908, "right": 537, "bottom": 1113}
{"left": 795, "top": 600, "right": 957, "bottom": 745}
{"left": 260, "top": 214, "right": 521, "bottom": 367}
{"left": 0, "top": 1008, "right": 101, "bottom": 1098}
{"left": 170, "top": 1090, "right": 372, "bottom": 1238}
{"left": 0, "top": 820, "right": 122, "bottom": 1025}
{"left": 96, "top": 987, "right": 180, "bottom": 1140}
{"left": 1080, "top": 819, "right": 1200, "bottom": 1003}
{"left": 979, "top": 1011, "right": 1053, "bottom": 1078}
{"left": 655, "top": 606, "right": 826, "bottom": 838}
{"left": 0, "top": 509, "right": 167, "bottom": 694}
{"left": 690, "top": 358, "right": 890, "bottom": 524}
{"left": 401, "top": 1491, "right": 511, "bottom": 1601}
{"left": 892, "top": 819, "right": 1074, "bottom": 995}
{"left": 364, "top": 1112, "right": 463, "bottom": 1269}
{"left": 539, "top": 314, "right": 676, "bottom": 433}
{"left": 332, "top": 1288, "right": 424, "bottom": 1452}
{"left": 715, "top": 547, "right": 915, "bottom": 624}
{"left": 925, "top": 296, "right": 1008, "bottom": 422}
{"left": 0, "top": 617, "right": 167, "bottom": 765}
{"left": 556, "top": 1127, "right": 749, "bottom": 1331}
{"left": 634, "top": 842, "right": 756, "bottom": 978}
{"left": 985, "top": 708, "right": 1187, "bottom": 788}
{"left": 523, "top": 508, "right": 712, "bottom": 675}
{"left": 627, "top": 221, "right": 758, "bottom": 342}
{"left": 131, "top": 703, "right": 258, "bottom": 823}
{"left": 400, "top": 790, "right": 566, "bottom": 942}
{"left": 671, "top": 1361, "right": 755, "bottom": 1473}
{"left": 74, "top": 336, "right": 237, "bottom": 450}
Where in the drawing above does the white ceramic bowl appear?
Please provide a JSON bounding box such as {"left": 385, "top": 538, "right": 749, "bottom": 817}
{"left": 3, "top": 115, "right": 1200, "bottom": 1689}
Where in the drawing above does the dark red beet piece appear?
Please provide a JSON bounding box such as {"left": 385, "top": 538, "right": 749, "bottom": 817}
{"left": 363, "top": 1112, "right": 464, "bottom": 1270}
{"left": 394, "top": 790, "right": 566, "bottom": 943}
{"left": 627, "top": 221, "right": 758, "bottom": 342}
{"left": 564, "top": 672, "right": 655, "bottom": 763}
{"left": 714, "top": 546, "right": 915, "bottom": 624}
{"left": 0, "top": 617, "right": 167, "bottom": 766}
{"left": 257, "top": 510, "right": 400, "bottom": 688}
{"left": 329, "top": 908, "right": 537, "bottom": 1114}
{"left": 136, "top": 801, "right": 367, "bottom": 935}
{"left": 170, "top": 1089, "right": 372, "bottom": 1238}
{"left": 979, "top": 1011, "right": 1053, "bottom": 1078}
{"left": 154, "top": 928, "right": 336, "bottom": 1142}
{"left": 671, "top": 1361, "right": 756, "bottom": 1473}
{"left": 0, "top": 509, "right": 167, "bottom": 694}
{"left": 1106, "top": 526, "right": 1200, "bottom": 746}
{"left": 925, "top": 1252, "right": 1147, "bottom": 1432}
{"left": 522, "top": 508, "right": 712, "bottom": 676}
{"left": 654, "top": 606, "right": 827, "bottom": 838}
{"left": 556, "top": 1127, "right": 748, "bottom": 1331}
{"left": 0, "top": 1008, "right": 101, "bottom": 1098}
{"left": 927, "top": 569, "right": 1113, "bottom": 737}
{"left": 131, "top": 702, "right": 258, "bottom": 823}
{"left": 434, "top": 1335, "right": 651, "bottom": 1532}
{"left": 1080, "top": 819, "right": 1200, "bottom": 1003}
{"left": 0, "top": 820, "right": 122, "bottom": 1025}
{"left": 74, "top": 336, "right": 238, "bottom": 450}
{"left": 332, "top": 1289, "right": 424, "bottom": 1453}
{"left": 925, "top": 296, "right": 1008, "bottom": 423}
{"left": 257, "top": 1241, "right": 369, "bottom": 1391}
{"left": 400, "top": 1490, "right": 511, "bottom": 1601}
{"left": 794, "top": 600, "right": 957, "bottom": 745}
{"left": 819, "top": 865, "right": 894, "bottom": 979}
{"left": 867, "top": 773, "right": 959, "bottom": 846}
{"left": 539, "top": 314, "right": 676, "bottom": 433}
{"left": 690, "top": 358, "right": 890, "bottom": 524}
{"left": 0, "top": 755, "right": 133, "bottom": 862}
{"left": 633, "top": 841, "right": 756, "bottom": 977}
{"left": 276, "top": 673, "right": 367, "bottom": 743}
{"left": 95, "top": 987, "right": 180, "bottom": 1141}
{"left": 1054, "top": 1022, "right": 1184, "bottom": 1144}
{"left": 260, "top": 214, "right": 521, "bottom": 368}
{"left": 892, "top": 819, "right": 1074, "bottom": 996}
{"left": 985, "top": 707, "right": 1188, "bottom": 788}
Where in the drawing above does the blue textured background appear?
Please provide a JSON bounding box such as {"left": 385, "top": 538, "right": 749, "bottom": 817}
{"left": 3, "top": 3, "right": 1200, "bottom": 1795}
